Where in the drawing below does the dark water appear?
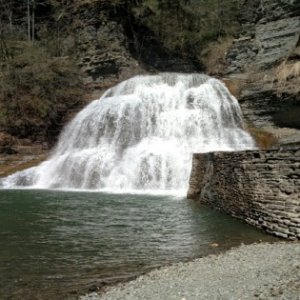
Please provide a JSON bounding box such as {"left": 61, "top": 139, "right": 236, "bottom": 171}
{"left": 0, "top": 189, "right": 276, "bottom": 300}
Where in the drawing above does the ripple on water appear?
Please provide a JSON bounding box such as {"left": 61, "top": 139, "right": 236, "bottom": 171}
{"left": 0, "top": 189, "right": 277, "bottom": 299}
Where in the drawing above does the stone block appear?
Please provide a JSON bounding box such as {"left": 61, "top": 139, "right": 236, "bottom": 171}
{"left": 188, "top": 148, "right": 300, "bottom": 239}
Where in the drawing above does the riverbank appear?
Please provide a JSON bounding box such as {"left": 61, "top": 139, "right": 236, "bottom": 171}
{"left": 0, "top": 153, "right": 48, "bottom": 178}
{"left": 81, "top": 242, "right": 300, "bottom": 300}
{"left": 0, "top": 140, "right": 48, "bottom": 178}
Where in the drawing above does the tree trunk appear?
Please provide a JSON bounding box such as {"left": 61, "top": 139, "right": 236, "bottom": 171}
{"left": 32, "top": 0, "right": 35, "bottom": 42}
{"left": 27, "top": 0, "right": 31, "bottom": 41}
{"left": 8, "top": 8, "right": 13, "bottom": 33}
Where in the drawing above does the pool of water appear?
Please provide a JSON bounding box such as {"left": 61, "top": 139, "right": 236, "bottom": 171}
{"left": 0, "top": 189, "right": 277, "bottom": 299}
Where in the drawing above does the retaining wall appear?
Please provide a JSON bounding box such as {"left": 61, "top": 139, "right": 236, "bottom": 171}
{"left": 187, "top": 149, "right": 300, "bottom": 240}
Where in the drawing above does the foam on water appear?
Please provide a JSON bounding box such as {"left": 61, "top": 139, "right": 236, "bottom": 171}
{"left": 1, "top": 73, "right": 255, "bottom": 192}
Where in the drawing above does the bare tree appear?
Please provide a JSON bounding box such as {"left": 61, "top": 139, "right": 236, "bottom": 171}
{"left": 32, "top": 0, "right": 35, "bottom": 42}
{"left": 26, "top": 0, "right": 36, "bottom": 42}
{"left": 0, "top": 0, "right": 14, "bottom": 34}
{"left": 0, "top": 0, "right": 14, "bottom": 60}
{"left": 27, "top": 0, "right": 30, "bottom": 41}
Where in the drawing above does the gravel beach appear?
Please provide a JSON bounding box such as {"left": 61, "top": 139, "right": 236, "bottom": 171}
{"left": 81, "top": 243, "right": 300, "bottom": 300}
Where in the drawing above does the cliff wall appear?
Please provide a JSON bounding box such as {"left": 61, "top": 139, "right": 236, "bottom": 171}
{"left": 187, "top": 149, "right": 300, "bottom": 240}
{"left": 224, "top": 0, "right": 300, "bottom": 137}
{"left": 1, "top": 0, "right": 300, "bottom": 153}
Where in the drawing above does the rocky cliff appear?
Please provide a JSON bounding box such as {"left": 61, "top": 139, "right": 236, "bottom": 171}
{"left": 1, "top": 0, "right": 300, "bottom": 152}
{"left": 0, "top": 0, "right": 203, "bottom": 152}
{"left": 72, "top": 0, "right": 300, "bottom": 144}
{"left": 223, "top": 0, "right": 300, "bottom": 142}
{"left": 65, "top": 1, "right": 202, "bottom": 91}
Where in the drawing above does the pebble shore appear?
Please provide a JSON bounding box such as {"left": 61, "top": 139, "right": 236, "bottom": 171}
{"left": 81, "top": 242, "right": 300, "bottom": 300}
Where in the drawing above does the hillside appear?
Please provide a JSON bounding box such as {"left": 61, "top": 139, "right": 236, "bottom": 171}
{"left": 0, "top": 0, "right": 300, "bottom": 153}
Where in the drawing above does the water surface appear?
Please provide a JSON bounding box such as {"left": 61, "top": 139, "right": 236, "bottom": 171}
{"left": 0, "top": 189, "right": 276, "bottom": 299}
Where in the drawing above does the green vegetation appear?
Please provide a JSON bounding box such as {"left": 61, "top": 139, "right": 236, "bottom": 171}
{"left": 0, "top": 44, "right": 83, "bottom": 142}
{"left": 0, "top": 1, "right": 84, "bottom": 144}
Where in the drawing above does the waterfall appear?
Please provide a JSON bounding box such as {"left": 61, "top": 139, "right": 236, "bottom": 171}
{"left": 1, "top": 73, "right": 255, "bottom": 192}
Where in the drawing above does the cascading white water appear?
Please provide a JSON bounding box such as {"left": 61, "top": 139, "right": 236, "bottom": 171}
{"left": 1, "top": 73, "right": 255, "bottom": 192}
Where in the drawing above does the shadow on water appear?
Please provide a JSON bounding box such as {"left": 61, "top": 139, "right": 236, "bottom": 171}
{"left": 0, "top": 189, "right": 277, "bottom": 300}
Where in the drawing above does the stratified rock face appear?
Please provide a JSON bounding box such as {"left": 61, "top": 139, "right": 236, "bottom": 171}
{"left": 225, "top": 0, "right": 300, "bottom": 134}
{"left": 70, "top": 4, "right": 141, "bottom": 89}
{"left": 67, "top": 2, "right": 202, "bottom": 89}
{"left": 258, "top": 0, "right": 300, "bottom": 22}
{"left": 187, "top": 149, "right": 300, "bottom": 240}
{"left": 254, "top": 17, "right": 300, "bottom": 69}
{"left": 227, "top": 3, "right": 300, "bottom": 73}
{"left": 239, "top": 91, "right": 299, "bottom": 128}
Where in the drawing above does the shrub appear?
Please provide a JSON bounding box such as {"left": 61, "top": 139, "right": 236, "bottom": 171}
{"left": 0, "top": 43, "right": 84, "bottom": 144}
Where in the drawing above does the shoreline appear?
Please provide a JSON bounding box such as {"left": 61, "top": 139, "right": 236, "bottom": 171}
{"left": 0, "top": 152, "right": 48, "bottom": 179}
{"left": 80, "top": 242, "right": 300, "bottom": 300}
{"left": 79, "top": 240, "right": 278, "bottom": 299}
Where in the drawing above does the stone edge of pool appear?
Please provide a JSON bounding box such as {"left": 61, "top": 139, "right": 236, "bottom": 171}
{"left": 187, "top": 147, "right": 300, "bottom": 240}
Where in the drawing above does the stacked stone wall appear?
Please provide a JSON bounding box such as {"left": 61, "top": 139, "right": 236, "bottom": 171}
{"left": 187, "top": 149, "right": 300, "bottom": 240}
